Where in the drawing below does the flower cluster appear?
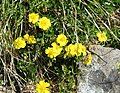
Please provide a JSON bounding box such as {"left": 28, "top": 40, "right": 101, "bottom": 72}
{"left": 65, "top": 43, "right": 86, "bottom": 57}
{"left": 36, "top": 80, "right": 50, "bottom": 93}
{"left": 29, "top": 13, "right": 51, "bottom": 30}
{"left": 45, "top": 42, "right": 63, "bottom": 58}
{"left": 96, "top": 32, "right": 107, "bottom": 42}
{"left": 13, "top": 34, "right": 36, "bottom": 49}
{"left": 45, "top": 34, "right": 87, "bottom": 59}
{"left": 24, "top": 34, "right": 36, "bottom": 44}
{"left": 45, "top": 34, "right": 68, "bottom": 58}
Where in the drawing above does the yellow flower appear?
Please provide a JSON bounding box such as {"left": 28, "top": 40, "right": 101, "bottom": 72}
{"left": 64, "top": 43, "right": 86, "bottom": 57}
{"left": 69, "top": 44, "right": 77, "bottom": 56}
{"left": 36, "top": 80, "right": 50, "bottom": 93}
{"left": 65, "top": 44, "right": 78, "bottom": 57}
{"left": 51, "top": 42, "right": 59, "bottom": 48}
{"left": 45, "top": 47, "right": 55, "bottom": 58}
{"left": 29, "top": 13, "right": 39, "bottom": 24}
{"left": 45, "top": 43, "right": 62, "bottom": 58}
{"left": 70, "top": 43, "right": 86, "bottom": 56}
{"left": 64, "top": 44, "right": 72, "bottom": 58}
{"left": 51, "top": 42, "right": 62, "bottom": 50}
{"left": 23, "top": 34, "right": 36, "bottom": 44}
{"left": 38, "top": 17, "right": 51, "bottom": 30}
{"left": 27, "top": 36, "right": 36, "bottom": 44}
{"left": 51, "top": 42, "right": 62, "bottom": 56}
{"left": 74, "top": 43, "right": 83, "bottom": 56}
{"left": 96, "top": 32, "right": 107, "bottom": 42}
{"left": 23, "top": 34, "right": 29, "bottom": 40}
{"left": 13, "top": 37, "right": 26, "bottom": 49}
{"left": 83, "top": 53, "right": 92, "bottom": 65}
{"left": 56, "top": 34, "right": 68, "bottom": 46}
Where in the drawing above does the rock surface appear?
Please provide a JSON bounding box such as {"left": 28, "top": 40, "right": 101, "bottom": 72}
{"left": 77, "top": 45, "right": 120, "bottom": 93}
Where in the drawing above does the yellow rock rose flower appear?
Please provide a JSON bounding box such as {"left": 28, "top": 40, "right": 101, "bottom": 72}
{"left": 23, "top": 34, "right": 36, "bottom": 44}
{"left": 38, "top": 17, "right": 51, "bottom": 30}
{"left": 96, "top": 32, "right": 107, "bottom": 42}
{"left": 51, "top": 42, "right": 62, "bottom": 56}
{"left": 45, "top": 47, "right": 55, "bottom": 58}
{"left": 64, "top": 43, "right": 86, "bottom": 57}
{"left": 23, "top": 34, "right": 29, "bottom": 40}
{"left": 69, "top": 44, "right": 77, "bottom": 56}
{"left": 83, "top": 53, "right": 92, "bottom": 65}
{"left": 45, "top": 43, "right": 62, "bottom": 58}
{"left": 29, "top": 13, "right": 39, "bottom": 24}
{"left": 13, "top": 37, "right": 26, "bottom": 49}
{"left": 51, "top": 42, "right": 59, "bottom": 48}
{"left": 65, "top": 44, "right": 78, "bottom": 57}
{"left": 64, "top": 44, "right": 73, "bottom": 58}
{"left": 74, "top": 43, "right": 83, "bottom": 56}
{"left": 36, "top": 80, "right": 50, "bottom": 93}
{"left": 70, "top": 43, "right": 86, "bottom": 56}
{"left": 51, "top": 42, "right": 62, "bottom": 50}
{"left": 27, "top": 35, "right": 36, "bottom": 44}
{"left": 56, "top": 34, "right": 68, "bottom": 46}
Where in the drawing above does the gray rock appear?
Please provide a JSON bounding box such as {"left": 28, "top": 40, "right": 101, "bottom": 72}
{"left": 77, "top": 45, "right": 120, "bottom": 93}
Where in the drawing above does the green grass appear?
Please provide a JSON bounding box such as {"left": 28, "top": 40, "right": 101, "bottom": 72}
{"left": 0, "top": 0, "right": 120, "bottom": 93}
